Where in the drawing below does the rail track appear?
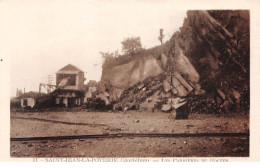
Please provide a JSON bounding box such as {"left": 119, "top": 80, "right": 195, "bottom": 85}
{"left": 11, "top": 116, "right": 107, "bottom": 126}
{"left": 11, "top": 132, "right": 249, "bottom": 142}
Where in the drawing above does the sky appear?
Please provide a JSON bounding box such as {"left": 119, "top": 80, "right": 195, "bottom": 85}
{"left": 0, "top": 0, "right": 187, "bottom": 97}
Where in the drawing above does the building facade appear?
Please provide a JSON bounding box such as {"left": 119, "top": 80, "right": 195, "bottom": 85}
{"left": 52, "top": 64, "right": 85, "bottom": 107}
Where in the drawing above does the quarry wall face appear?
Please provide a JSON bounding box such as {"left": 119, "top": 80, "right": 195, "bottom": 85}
{"left": 100, "top": 10, "right": 249, "bottom": 113}
{"left": 101, "top": 55, "right": 163, "bottom": 99}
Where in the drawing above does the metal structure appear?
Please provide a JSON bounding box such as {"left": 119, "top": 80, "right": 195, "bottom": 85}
{"left": 39, "top": 83, "right": 57, "bottom": 94}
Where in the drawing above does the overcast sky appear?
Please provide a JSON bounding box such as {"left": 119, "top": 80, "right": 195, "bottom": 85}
{"left": 0, "top": 0, "right": 187, "bottom": 97}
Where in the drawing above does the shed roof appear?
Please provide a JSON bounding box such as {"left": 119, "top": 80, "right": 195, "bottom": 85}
{"left": 18, "top": 91, "right": 47, "bottom": 99}
{"left": 56, "top": 64, "right": 84, "bottom": 74}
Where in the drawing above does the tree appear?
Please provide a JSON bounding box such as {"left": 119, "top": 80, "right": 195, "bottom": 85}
{"left": 121, "top": 36, "right": 142, "bottom": 55}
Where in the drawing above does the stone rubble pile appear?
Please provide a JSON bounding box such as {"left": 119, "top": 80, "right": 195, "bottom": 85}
{"left": 113, "top": 70, "right": 219, "bottom": 118}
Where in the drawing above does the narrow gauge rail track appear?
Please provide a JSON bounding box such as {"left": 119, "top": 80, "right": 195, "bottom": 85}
{"left": 11, "top": 116, "right": 107, "bottom": 126}
{"left": 11, "top": 132, "right": 249, "bottom": 142}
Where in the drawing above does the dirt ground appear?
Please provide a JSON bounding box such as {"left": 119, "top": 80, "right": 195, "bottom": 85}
{"left": 10, "top": 110, "right": 249, "bottom": 157}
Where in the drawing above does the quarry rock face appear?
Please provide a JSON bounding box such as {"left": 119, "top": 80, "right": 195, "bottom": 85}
{"left": 170, "top": 10, "right": 249, "bottom": 114}
{"left": 101, "top": 10, "right": 249, "bottom": 115}
{"left": 101, "top": 55, "right": 163, "bottom": 99}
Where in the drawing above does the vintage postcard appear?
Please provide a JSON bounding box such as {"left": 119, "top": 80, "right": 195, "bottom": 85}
{"left": 0, "top": 0, "right": 259, "bottom": 163}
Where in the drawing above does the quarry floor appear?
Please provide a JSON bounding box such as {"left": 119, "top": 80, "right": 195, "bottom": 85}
{"left": 10, "top": 110, "right": 249, "bottom": 157}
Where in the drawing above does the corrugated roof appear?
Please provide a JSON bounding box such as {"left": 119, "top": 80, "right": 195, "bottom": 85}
{"left": 56, "top": 64, "right": 84, "bottom": 74}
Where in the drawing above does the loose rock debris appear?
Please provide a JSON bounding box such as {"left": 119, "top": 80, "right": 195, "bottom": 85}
{"left": 111, "top": 71, "right": 221, "bottom": 119}
{"left": 82, "top": 97, "right": 113, "bottom": 111}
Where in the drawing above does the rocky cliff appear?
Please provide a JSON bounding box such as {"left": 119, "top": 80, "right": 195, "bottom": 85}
{"left": 101, "top": 10, "right": 249, "bottom": 114}
{"left": 168, "top": 10, "right": 249, "bottom": 113}
{"left": 101, "top": 55, "right": 163, "bottom": 99}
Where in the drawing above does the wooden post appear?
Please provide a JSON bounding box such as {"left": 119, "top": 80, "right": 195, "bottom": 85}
{"left": 39, "top": 83, "right": 41, "bottom": 93}
{"left": 158, "top": 29, "right": 164, "bottom": 45}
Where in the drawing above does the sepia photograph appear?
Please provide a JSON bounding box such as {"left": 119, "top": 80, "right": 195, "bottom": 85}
{"left": 3, "top": 0, "right": 251, "bottom": 158}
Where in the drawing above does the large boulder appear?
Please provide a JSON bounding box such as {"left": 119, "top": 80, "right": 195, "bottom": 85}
{"left": 161, "top": 104, "right": 172, "bottom": 112}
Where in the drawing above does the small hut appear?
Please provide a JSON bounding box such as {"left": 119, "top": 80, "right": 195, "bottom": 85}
{"left": 18, "top": 91, "right": 47, "bottom": 108}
